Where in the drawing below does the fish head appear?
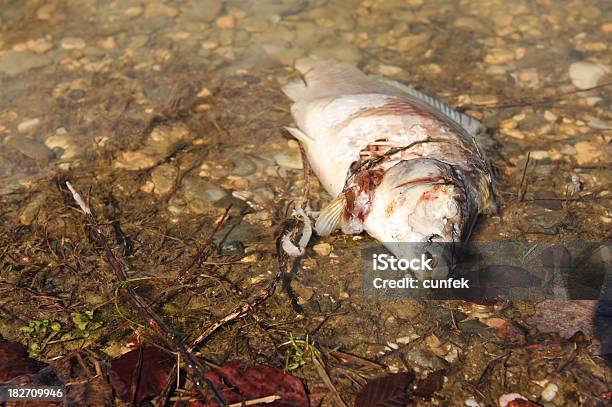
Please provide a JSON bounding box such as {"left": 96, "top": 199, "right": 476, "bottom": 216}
{"left": 364, "top": 158, "right": 475, "bottom": 280}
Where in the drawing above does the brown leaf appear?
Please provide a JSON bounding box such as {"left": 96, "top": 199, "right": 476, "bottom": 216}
{"left": 107, "top": 346, "right": 175, "bottom": 403}
{"left": 354, "top": 372, "right": 415, "bottom": 407}
{"left": 0, "top": 336, "right": 44, "bottom": 381}
{"left": 195, "top": 360, "right": 309, "bottom": 407}
{"left": 66, "top": 375, "right": 114, "bottom": 407}
{"left": 0, "top": 336, "right": 64, "bottom": 407}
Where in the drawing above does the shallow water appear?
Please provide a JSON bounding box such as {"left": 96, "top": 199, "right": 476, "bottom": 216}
{"left": 0, "top": 0, "right": 611, "bottom": 405}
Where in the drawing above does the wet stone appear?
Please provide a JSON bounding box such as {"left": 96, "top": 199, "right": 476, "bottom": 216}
{"left": 5, "top": 135, "right": 55, "bottom": 161}
{"left": 45, "top": 132, "right": 82, "bottom": 160}
{"left": 19, "top": 192, "right": 48, "bottom": 225}
{"left": 60, "top": 37, "right": 86, "bottom": 50}
{"left": 115, "top": 123, "right": 194, "bottom": 171}
{"left": 406, "top": 348, "right": 449, "bottom": 371}
{"left": 150, "top": 164, "right": 178, "bottom": 195}
{"left": 183, "top": 0, "right": 222, "bottom": 22}
{"left": 0, "top": 51, "right": 51, "bottom": 77}
{"left": 17, "top": 118, "right": 40, "bottom": 133}
{"left": 182, "top": 175, "right": 227, "bottom": 213}
{"left": 568, "top": 62, "right": 610, "bottom": 90}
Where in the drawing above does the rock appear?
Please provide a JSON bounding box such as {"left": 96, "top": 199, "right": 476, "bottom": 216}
{"left": 378, "top": 64, "right": 403, "bottom": 76}
{"left": 5, "top": 135, "right": 55, "bottom": 160}
{"left": 36, "top": 4, "right": 55, "bottom": 20}
{"left": 216, "top": 15, "right": 235, "bottom": 29}
{"left": 45, "top": 132, "right": 82, "bottom": 160}
{"left": 61, "top": 37, "right": 86, "bottom": 50}
{"left": 313, "top": 243, "right": 332, "bottom": 256}
{"left": 127, "top": 35, "right": 149, "bottom": 49}
{"left": 311, "top": 43, "right": 361, "bottom": 63}
{"left": 484, "top": 48, "right": 515, "bottom": 65}
{"left": 406, "top": 348, "right": 449, "bottom": 371}
{"left": 150, "top": 164, "right": 177, "bottom": 195}
{"left": 27, "top": 38, "right": 53, "bottom": 53}
{"left": 529, "top": 150, "right": 549, "bottom": 160}
{"left": 541, "top": 383, "right": 558, "bottom": 402}
{"left": 184, "top": 0, "right": 222, "bottom": 22}
{"left": 124, "top": 6, "right": 143, "bottom": 17}
{"left": 274, "top": 149, "right": 302, "bottom": 169}
{"left": 17, "top": 118, "right": 40, "bottom": 133}
{"left": 182, "top": 176, "right": 226, "bottom": 213}
{"left": 230, "top": 156, "right": 257, "bottom": 176}
{"left": 0, "top": 51, "right": 51, "bottom": 77}
{"left": 239, "top": 17, "right": 270, "bottom": 33}
{"left": 290, "top": 279, "right": 315, "bottom": 302}
{"left": 144, "top": 2, "right": 178, "bottom": 19}
{"left": 568, "top": 62, "right": 610, "bottom": 90}
{"left": 573, "top": 141, "right": 604, "bottom": 165}
{"left": 544, "top": 110, "right": 557, "bottom": 122}
{"left": 602, "top": 23, "right": 612, "bottom": 33}
{"left": 20, "top": 193, "right": 47, "bottom": 225}
{"left": 114, "top": 123, "right": 194, "bottom": 171}
{"left": 453, "top": 16, "right": 488, "bottom": 33}
{"left": 396, "top": 34, "right": 429, "bottom": 52}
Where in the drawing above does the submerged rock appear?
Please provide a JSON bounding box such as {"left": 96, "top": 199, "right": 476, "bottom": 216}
{"left": 568, "top": 62, "right": 610, "bottom": 90}
{"left": 114, "top": 123, "right": 194, "bottom": 171}
{"left": 150, "top": 163, "right": 177, "bottom": 195}
{"left": 5, "top": 135, "right": 55, "bottom": 160}
{"left": 182, "top": 175, "right": 227, "bottom": 213}
{"left": 0, "top": 51, "right": 51, "bottom": 77}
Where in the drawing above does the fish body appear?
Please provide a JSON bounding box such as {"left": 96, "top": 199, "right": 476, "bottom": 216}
{"left": 283, "top": 59, "right": 494, "bottom": 270}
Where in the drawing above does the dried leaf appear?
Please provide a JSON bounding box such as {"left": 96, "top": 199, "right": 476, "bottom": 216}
{"left": 354, "top": 372, "right": 415, "bottom": 407}
{"left": 195, "top": 360, "right": 309, "bottom": 407}
{"left": 0, "top": 336, "right": 44, "bottom": 381}
{"left": 108, "top": 346, "right": 175, "bottom": 403}
{"left": 66, "top": 375, "right": 113, "bottom": 406}
{"left": 0, "top": 336, "right": 64, "bottom": 407}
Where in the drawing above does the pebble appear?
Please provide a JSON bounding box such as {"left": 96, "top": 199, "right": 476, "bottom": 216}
{"left": 0, "top": 51, "right": 51, "bottom": 77}
{"left": 17, "top": 118, "right": 40, "bottom": 133}
{"left": 541, "top": 383, "right": 558, "bottom": 402}
{"left": 602, "top": 23, "right": 612, "bottom": 33}
{"left": 124, "top": 6, "right": 143, "bottom": 17}
{"left": 184, "top": 0, "right": 222, "bottom": 22}
{"left": 115, "top": 123, "right": 194, "bottom": 171}
{"left": 313, "top": 243, "right": 332, "bottom": 256}
{"left": 454, "top": 17, "right": 488, "bottom": 33}
{"left": 568, "top": 62, "right": 610, "bottom": 90}
{"left": 36, "top": 4, "right": 55, "bottom": 20}
{"left": 231, "top": 156, "right": 257, "bottom": 176}
{"left": 144, "top": 2, "right": 178, "bottom": 19}
{"left": 484, "top": 48, "right": 515, "bottom": 65}
{"left": 274, "top": 149, "right": 302, "bottom": 169}
{"left": 19, "top": 193, "right": 47, "bottom": 225}
{"left": 182, "top": 176, "right": 227, "bottom": 213}
{"left": 378, "top": 64, "right": 403, "bottom": 76}
{"left": 61, "top": 37, "right": 86, "bottom": 50}
{"left": 45, "top": 132, "right": 81, "bottom": 160}
{"left": 573, "top": 141, "right": 604, "bottom": 165}
{"left": 150, "top": 164, "right": 177, "bottom": 195}
{"left": 27, "top": 38, "right": 53, "bottom": 53}
{"left": 395, "top": 34, "right": 429, "bottom": 52}
{"left": 544, "top": 110, "right": 558, "bottom": 122}
{"left": 239, "top": 17, "right": 270, "bottom": 33}
{"left": 5, "top": 135, "right": 55, "bottom": 160}
{"left": 216, "top": 15, "right": 235, "bottom": 29}
{"left": 529, "top": 150, "right": 549, "bottom": 160}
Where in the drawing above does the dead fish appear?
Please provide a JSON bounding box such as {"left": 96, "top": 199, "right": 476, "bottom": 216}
{"left": 282, "top": 59, "right": 494, "bottom": 274}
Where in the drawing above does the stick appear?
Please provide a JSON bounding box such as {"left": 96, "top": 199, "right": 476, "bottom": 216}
{"left": 65, "top": 181, "right": 225, "bottom": 406}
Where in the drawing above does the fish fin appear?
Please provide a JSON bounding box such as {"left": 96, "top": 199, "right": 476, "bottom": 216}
{"left": 282, "top": 78, "right": 308, "bottom": 101}
{"left": 284, "top": 126, "right": 314, "bottom": 146}
{"left": 315, "top": 194, "right": 345, "bottom": 236}
{"left": 374, "top": 77, "right": 481, "bottom": 135}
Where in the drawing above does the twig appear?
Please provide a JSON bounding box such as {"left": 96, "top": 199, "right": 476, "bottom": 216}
{"left": 189, "top": 143, "right": 315, "bottom": 351}
{"left": 312, "top": 356, "right": 348, "bottom": 407}
{"left": 517, "top": 152, "right": 530, "bottom": 202}
{"left": 228, "top": 395, "right": 281, "bottom": 406}
{"left": 65, "top": 181, "right": 225, "bottom": 406}
{"left": 468, "top": 81, "right": 612, "bottom": 110}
